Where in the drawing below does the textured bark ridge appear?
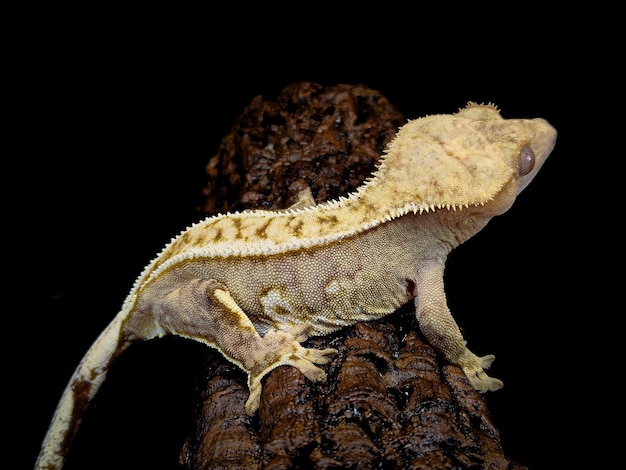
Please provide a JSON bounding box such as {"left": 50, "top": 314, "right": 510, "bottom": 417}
{"left": 182, "top": 82, "right": 527, "bottom": 469}
{"left": 199, "top": 81, "right": 404, "bottom": 214}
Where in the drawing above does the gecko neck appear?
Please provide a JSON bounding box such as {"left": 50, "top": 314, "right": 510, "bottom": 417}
{"left": 327, "top": 162, "right": 498, "bottom": 248}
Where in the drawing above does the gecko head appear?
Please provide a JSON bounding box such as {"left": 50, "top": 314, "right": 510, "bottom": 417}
{"left": 381, "top": 102, "right": 557, "bottom": 215}
{"left": 455, "top": 102, "right": 557, "bottom": 201}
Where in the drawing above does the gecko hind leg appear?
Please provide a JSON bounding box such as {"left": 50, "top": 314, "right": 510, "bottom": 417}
{"left": 152, "top": 279, "right": 337, "bottom": 415}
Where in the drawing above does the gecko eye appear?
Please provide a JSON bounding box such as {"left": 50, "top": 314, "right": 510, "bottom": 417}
{"left": 518, "top": 146, "right": 535, "bottom": 176}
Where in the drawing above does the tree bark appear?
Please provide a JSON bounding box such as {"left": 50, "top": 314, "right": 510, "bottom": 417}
{"left": 180, "top": 82, "right": 526, "bottom": 469}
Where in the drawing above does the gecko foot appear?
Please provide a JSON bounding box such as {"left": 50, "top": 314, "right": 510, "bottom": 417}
{"left": 244, "top": 323, "right": 338, "bottom": 415}
{"left": 457, "top": 350, "right": 504, "bottom": 392}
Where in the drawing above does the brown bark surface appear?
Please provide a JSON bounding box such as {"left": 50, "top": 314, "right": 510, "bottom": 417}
{"left": 181, "top": 82, "right": 526, "bottom": 469}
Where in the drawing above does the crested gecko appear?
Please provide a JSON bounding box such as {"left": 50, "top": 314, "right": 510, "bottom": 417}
{"left": 36, "top": 102, "right": 557, "bottom": 469}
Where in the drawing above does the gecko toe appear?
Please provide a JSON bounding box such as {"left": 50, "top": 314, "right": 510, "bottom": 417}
{"left": 292, "top": 358, "right": 328, "bottom": 383}
{"left": 305, "top": 347, "right": 338, "bottom": 364}
{"left": 478, "top": 354, "right": 496, "bottom": 369}
{"left": 245, "top": 380, "right": 262, "bottom": 415}
{"left": 290, "top": 322, "right": 315, "bottom": 342}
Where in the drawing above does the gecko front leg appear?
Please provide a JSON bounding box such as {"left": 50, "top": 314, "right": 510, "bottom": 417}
{"left": 413, "top": 260, "right": 503, "bottom": 392}
{"left": 147, "top": 279, "right": 338, "bottom": 415}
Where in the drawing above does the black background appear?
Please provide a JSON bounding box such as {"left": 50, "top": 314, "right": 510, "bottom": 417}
{"left": 13, "top": 5, "right": 608, "bottom": 470}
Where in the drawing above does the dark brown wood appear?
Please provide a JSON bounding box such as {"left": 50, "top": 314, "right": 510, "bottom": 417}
{"left": 199, "top": 81, "right": 404, "bottom": 215}
{"left": 181, "top": 82, "right": 527, "bottom": 469}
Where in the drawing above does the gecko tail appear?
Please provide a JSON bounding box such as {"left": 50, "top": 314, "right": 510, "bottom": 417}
{"left": 35, "top": 312, "right": 135, "bottom": 470}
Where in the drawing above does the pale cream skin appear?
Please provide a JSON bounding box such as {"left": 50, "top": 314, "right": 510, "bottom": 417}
{"left": 36, "top": 103, "right": 557, "bottom": 470}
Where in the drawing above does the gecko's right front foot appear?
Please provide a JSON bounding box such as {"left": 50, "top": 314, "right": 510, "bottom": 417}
{"left": 245, "top": 322, "right": 338, "bottom": 415}
{"left": 457, "top": 350, "right": 503, "bottom": 392}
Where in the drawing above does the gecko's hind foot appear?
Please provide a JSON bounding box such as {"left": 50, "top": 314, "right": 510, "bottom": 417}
{"left": 244, "top": 324, "right": 338, "bottom": 415}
